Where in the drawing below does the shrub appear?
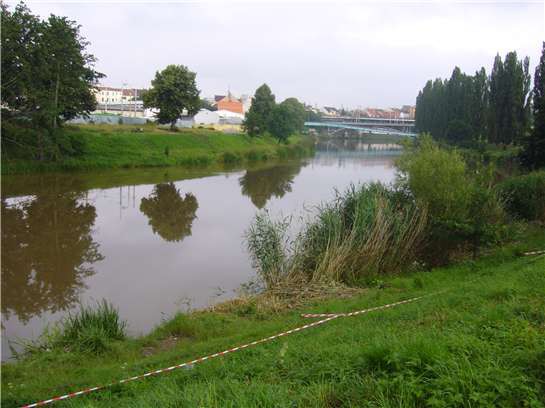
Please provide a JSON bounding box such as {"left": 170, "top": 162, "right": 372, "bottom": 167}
{"left": 396, "top": 135, "right": 505, "bottom": 263}
{"left": 221, "top": 151, "right": 242, "bottom": 164}
{"left": 498, "top": 171, "right": 545, "bottom": 222}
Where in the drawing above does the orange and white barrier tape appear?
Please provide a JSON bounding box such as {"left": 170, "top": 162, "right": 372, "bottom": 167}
{"left": 20, "top": 294, "right": 431, "bottom": 408}
{"left": 523, "top": 249, "right": 545, "bottom": 256}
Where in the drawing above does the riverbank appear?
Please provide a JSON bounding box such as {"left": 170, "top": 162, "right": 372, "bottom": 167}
{"left": 2, "top": 225, "right": 544, "bottom": 407}
{"left": 1, "top": 124, "right": 314, "bottom": 175}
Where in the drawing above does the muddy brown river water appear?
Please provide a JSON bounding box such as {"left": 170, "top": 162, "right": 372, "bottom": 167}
{"left": 1, "top": 139, "right": 401, "bottom": 359}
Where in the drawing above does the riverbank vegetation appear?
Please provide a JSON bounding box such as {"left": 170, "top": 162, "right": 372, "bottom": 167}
{"left": 1, "top": 123, "right": 314, "bottom": 174}
{"left": 2, "top": 227, "right": 544, "bottom": 407}
{"left": 3, "top": 134, "right": 544, "bottom": 407}
{"left": 246, "top": 135, "right": 542, "bottom": 292}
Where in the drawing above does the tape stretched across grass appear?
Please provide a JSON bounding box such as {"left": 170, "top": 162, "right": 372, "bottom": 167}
{"left": 20, "top": 294, "right": 431, "bottom": 408}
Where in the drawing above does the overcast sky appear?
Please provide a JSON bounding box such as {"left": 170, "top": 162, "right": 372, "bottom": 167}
{"left": 9, "top": 0, "right": 544, "bottom": 108}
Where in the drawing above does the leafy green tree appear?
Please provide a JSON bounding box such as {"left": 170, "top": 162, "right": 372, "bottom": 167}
{"left": 281, "top": 98, "right": 306, "bottom": 133}
{"left": 521, "top": 42, "right": 545, "bottom": 169}
{"left": 1, "top": 2, "right": 103, "bottom": 158}
{"left": 143, "top": 65, "right": 201, "bottom": 130}
{"left": 267, "top": 98, "right": 306, "bottom": 142}
{"left": 469, "top": 67, "right": 489, "bottom": 141}
{"left": 489, "top": 52, "right": 531, "bottom": 144}
{"left": 243, "top": 84, "right": 276, "bottom": 136}
{"left": 140, "top": 183, "right": 199, "bottom": 242}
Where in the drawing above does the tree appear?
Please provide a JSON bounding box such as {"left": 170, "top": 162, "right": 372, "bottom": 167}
{"left": 143, "top": 65, "right": 201, "bottom": 130}
{"left": 1, "top": 2, "right": 103, "bottom": 158}
{"left": 281, "top": 97, "right": 306, "bottom": 133}
{"left": 242, "top": 84, "right": 276, "bottom": 136}
{"left": 267, "top": 98, "right": 306, "bottom": 142}
{"left": 521, "top": 42, "right": 545, "bottom": 169}
{"left": 140, "top": 183, "right": 199, "bottom": 242}
{"left": 489, "top": 52, "right": 531, "bottom": 144}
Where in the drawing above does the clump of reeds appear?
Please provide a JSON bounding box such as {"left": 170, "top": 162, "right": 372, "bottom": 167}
{"left": 58, "top": 300, "right": 126, "bottom": 353}
{"left": 14, "top": 300, "right": 126, "bottom": 358}
{"left": 245, "top": 212, "right": 292, "bottom": 288}
{"left": 246, "top": 183, "right": 428, "bottom": 289}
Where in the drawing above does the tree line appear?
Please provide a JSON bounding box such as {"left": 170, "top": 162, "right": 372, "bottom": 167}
{"left": 243, "top": 84, "right": 306, "bottom": 142}
{"left": 415, "top": 44, "right": 544, "bottom": 168}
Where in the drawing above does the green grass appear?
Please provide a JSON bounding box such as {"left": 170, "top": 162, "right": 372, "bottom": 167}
{"left": 2, "top": 227, "right": 544, "bottom": 407}
{"left": 1, "top": 124, "right": 313, "bottom": 175}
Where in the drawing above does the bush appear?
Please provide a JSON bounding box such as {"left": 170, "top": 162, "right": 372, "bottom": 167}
{"left": 498, "top": 171, "right": 545, "bottom": 222}
{"left": 221, "top": 151, "right": 242, "bottom": 164}
{"left": 396, "top": 135, "right": 505, "bottom": 263}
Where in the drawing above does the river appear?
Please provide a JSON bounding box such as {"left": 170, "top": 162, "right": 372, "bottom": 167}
{"left": 1, "top": 139, "right": 401, "bottom": 360}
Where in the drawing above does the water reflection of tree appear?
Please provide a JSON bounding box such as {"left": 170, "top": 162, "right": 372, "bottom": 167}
{"left": 239, "top": 163, "right": 303, "bottom": 209}
{"left": 140, "top": 183, "right": 198, "bottom": 242}
{"left": 1, "top": 193, "right": 102, "bottom": 323}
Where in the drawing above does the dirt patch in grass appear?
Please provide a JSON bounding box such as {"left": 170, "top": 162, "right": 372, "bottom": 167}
{"left": 141, "top": 336, "right": 180, "bottom": 357}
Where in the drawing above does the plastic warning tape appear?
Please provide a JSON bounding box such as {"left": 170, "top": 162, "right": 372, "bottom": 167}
{"left": 300, "top": 294, "right": 427, "bottom": 318}
{"left": 523, "top": 249, "right": 545, "bottom": 256}
{"left": 20, "top": 295, "right": 428, "bottom": 408}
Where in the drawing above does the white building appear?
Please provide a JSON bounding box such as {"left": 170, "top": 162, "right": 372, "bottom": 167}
{"left": 194, "top": 109, "right": 220, "bottom": 125}
{"left": 93, "top": 86, "right": 123, "bottom": 104}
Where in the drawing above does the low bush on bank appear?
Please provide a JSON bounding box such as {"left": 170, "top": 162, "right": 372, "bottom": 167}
{"left": 498, "top": 171, "right": 545, "bottom": 222}
{"left": 397, "top": 135, "right": 505, "bottom": 264}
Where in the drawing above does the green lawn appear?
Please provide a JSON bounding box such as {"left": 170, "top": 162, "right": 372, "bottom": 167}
{"left": 1, "top": 124, "right": 313, "bottom": 174}
{"left": 2, "top": 227, "right": 544, "bottom": 407}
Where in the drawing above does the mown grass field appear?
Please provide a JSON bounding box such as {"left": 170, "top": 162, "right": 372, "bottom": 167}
{"left": 1, "top": 124, "right": 312, "bottom": 174}
{"left": 2, "top": 227, "right": 544, "bottom": 407}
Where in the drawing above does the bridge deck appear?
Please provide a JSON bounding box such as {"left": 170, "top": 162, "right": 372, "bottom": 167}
{"left": 304, "top": 121, "right": 417, "bottom": 138}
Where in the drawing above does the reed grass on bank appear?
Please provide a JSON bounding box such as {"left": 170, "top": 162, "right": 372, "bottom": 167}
{"left": 246, "top": 183, "right": 428, "bottom": 288}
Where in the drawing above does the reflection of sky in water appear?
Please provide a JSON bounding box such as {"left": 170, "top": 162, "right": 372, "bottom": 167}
{"left": 1, "top": 145, "right": 397, "bottom": 359}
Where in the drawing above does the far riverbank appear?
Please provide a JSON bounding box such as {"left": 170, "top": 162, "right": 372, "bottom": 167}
{"left": 1, "top": 124, "right": 314, "bottom": 175}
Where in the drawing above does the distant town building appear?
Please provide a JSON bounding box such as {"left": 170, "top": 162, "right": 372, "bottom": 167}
{"left": 322, "top": 106, "right": 340, "bottom": 117}
{"left": 194, "top": 109, "right": 220, "bottom": 125}
{"left": 215, "top": 92, "right": 244, "bottom": 114}
{"left": 93, "top": 86, "right": 123, "bottom": 104}
{"left": 93, "top": 85, "right": 146, "bottom": 104}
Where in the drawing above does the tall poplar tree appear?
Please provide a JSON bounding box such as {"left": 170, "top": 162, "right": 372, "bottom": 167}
{"left": 521, "top": 42, "right": 545, "bottom": 169}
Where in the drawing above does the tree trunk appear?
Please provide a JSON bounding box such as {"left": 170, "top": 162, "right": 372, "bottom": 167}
{"left": 170, "top": 120, "right": 177, "bottom": 131}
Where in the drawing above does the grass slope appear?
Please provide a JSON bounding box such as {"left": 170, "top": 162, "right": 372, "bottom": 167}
{"left": 2, "top": 124, "right": 312, "bottom": 174}
{"left": 2, "top": 228, "right": 545, "bottom": 407}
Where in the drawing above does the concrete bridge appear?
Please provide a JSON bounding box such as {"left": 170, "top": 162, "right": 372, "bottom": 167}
{"left": 304, "top": 121, "right": 417, "bottom": 138}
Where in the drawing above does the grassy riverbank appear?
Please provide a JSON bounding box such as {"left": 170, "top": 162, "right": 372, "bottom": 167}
{"left": 2, "top": 226, "right": 544, "bottom": 407}
{"left": 1, "top": 124, "right": 314, "bottom": 175}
